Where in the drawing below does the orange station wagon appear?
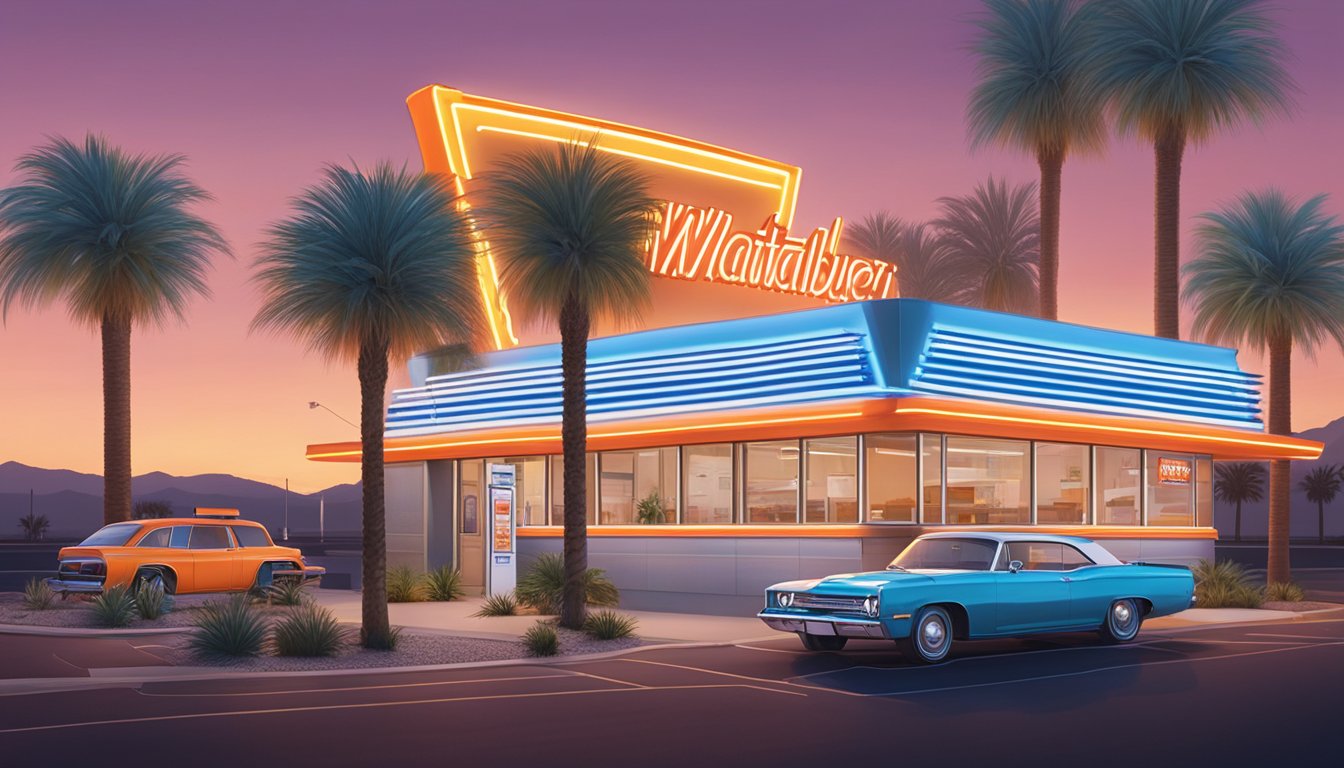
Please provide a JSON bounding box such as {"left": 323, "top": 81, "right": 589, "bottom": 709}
{"left": 47, "top": 508, "right": 325, "bottom": 596}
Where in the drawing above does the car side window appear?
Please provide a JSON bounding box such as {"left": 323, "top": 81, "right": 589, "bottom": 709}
{"left": 189, "top": 526, "right": 232, "bottom": 550}
{"left": 1061, "top": 545, "right": 1095, "bottom": 570}
{"left": 1007, "top": 542, "right": 1065, "bottom": 571}
{"left": 993, "top": 544, "right": 1010, "bottom": 571}
{"left": 136, "top": 528, "right": 172, "bottom": 548}
{"left": 168, "top": 526, "right": 191, "bottom": 548}
{"left": 230, "top": 525, "right": 272, "bottom": 548}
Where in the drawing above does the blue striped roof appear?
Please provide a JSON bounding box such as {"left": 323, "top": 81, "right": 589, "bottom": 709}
{"left": 388, "top": 299, "right": 1262, "bottom": 437}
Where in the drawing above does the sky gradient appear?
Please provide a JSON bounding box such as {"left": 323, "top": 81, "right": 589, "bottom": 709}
{"left": 1, "top": 0, "right": 1342, "bottom": 493}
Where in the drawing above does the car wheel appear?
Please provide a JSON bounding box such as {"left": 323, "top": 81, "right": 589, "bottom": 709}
{"left": 133, "top": 569, "right": 173, "bottom": 595}
{"left": 1099, "top": 598, "right": 1142, "bottom": 643}
{"left": 899, "top": 606, "right": 953, "bottom": 664}
{"left": 798, "top": 632, "right": 848, "bottom": 652}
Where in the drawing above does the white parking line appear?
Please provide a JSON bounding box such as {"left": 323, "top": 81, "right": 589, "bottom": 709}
{"left": 135, "top": 672, "right": 577, "bottom": 698}
{"left": 617, "top": 658, "right": 867, "bottom": 698}
{"left": 0, "top": 683, "right": 803, "bottom": 735}
{"left": 1247, "top": 633, "right": 1344, "bottom": 642}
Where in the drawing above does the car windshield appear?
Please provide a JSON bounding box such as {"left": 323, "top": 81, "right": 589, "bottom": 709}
{"left": 78, "top": 523, "right": 143, "bottom": 547}
{"left": 891, "top": 537, "right": 998, "bottom": 571}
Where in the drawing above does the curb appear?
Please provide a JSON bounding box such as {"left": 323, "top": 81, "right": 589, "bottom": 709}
{"left": 0, "top": 624, "right": 192, "bottom": 638}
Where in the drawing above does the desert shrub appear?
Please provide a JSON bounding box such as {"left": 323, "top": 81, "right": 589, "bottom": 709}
{"left": 1264, "top": 581, "right": 1305, "bottom": 603}
{"left": 515, "top": 553, "right": 619, "bottom": 614}
{"left": 265, "top": 578, "right": 308, "bottom": 606}
{"left": 134, "top": 580, "right": 169, "bottom": 620}
{"left": 273, "top": 604, "right": 346, "bottom": 657}
{"left": 90, "top": 585, "right": 137, "bottom": 627}
{"left": 473, "top": 592, "right": 519, "bottom": 617}
{"left": 386, "top": 566, "right": 426, "bottom": 603}
{"left": 523, "top": 621, "right": 559, "bottom": 657}
{"left": 1192, "top": 559, "right": 1262, "bottom": 609}
{"left": 190, "top": 594, "right": 268, "bottom": 657}
{"left": 22, "top": 578, "right": 55, "bottom": 610}
{"left": 425, "top": 565, "right": 464, "bottom": 602}
{"left": 635, "top": 490, "right": 668, "bottom": 524}
{"left": 583, "top": 609, "right": 638, "bottom": 640}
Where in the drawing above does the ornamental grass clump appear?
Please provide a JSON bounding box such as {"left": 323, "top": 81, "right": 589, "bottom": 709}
{"left": 22, "top": 578, "right": 55, "bottom": 610}
{"left": 90, "top": 585, "right": 137, "bottom": 627}
{"left": 190, "top": 594, "right": 268, "bottom": 658}
{"left": 474, "top": 592, "right": 519, "bottom": 617}
{"left": 1192, "top": 559, "right": 1262, "bottom": 609}
{"left": 273, "top": 603, "right": 347, "bottom": 657}
{"left": 386, "top": 566, "right": 426, "bottom": 603}
{"left": 515, "top": 553, "right": 619, "bottom": 615}
{"left": 134, "top": 580, "right": 169, "bottom": 620}
{"left": 582, "top": 609, "right": 638, "bottom": 640}
{"left": 523, "top": 621, "right": 559, "bottom": 657}
{"left": 265, "top": 578, "right": 308, "bottom": 606}
{"left": 425, "top": 565, "right": 465, "bottom": 602}
{"left": 1264, "top": 581, "right": 1305, "bottom": 603}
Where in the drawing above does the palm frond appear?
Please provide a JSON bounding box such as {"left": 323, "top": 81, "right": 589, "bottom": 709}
{"left": 1183, "top": 190, "right": 1344, "bottom": 356}
{"left": 1299, "top": 465, "right": 1342, "bottom": 504}
{"left": 1091, "top": 0, "right": 1296, "bottom": 143}
{"left": 968, "top": 0, "right": 1107, "bottom": 157}
{"left": 1213, "top": 462, "right": 1266, "bottom": 504}
{"left": 932, "top": 177, "right": 1040, "bottom": 315}
{"left": 0, "top": 134, "right": 229, "bottom": 326}
{"left": 251, "top": 163, "right": 484, "bottom": 361}
{"left": 476, "top": 140, "right": 660, "bottom": 328}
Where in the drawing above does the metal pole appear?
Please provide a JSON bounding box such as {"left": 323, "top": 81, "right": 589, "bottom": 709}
{"left": 319, "top": 495, "right": 325, "bottom": 543}
{"left": 283, "top": 478, "right": 289, "bottom": 541}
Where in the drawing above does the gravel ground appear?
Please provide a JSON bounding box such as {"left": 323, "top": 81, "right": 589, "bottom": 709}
{"left": 1261, "top": 600, "right": 1340, "bottom": 612}
{"left": 0, "top": 591, "right": 224, "bottom": 629}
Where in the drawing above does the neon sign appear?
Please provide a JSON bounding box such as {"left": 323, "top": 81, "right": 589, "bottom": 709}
{"left": 648, "top": 201, "right": 896, "bottom": 303}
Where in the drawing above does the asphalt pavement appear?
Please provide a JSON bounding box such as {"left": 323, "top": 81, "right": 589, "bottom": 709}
{"left": 2, "top": 616, "right": 1342, "bottom": 767}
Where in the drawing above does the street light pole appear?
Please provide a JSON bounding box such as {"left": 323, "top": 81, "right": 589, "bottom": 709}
{"left": 283, "top": 478, "right": 289, "bottom": 542}
{"left": 308, "top": 401, "right": 358, "bottom": 430}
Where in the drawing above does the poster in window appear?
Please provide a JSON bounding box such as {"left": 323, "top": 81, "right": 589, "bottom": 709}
{"left": 491, "top": 487, "right": 514, "bottom": 553}
{"left": 462, "top": 495, "right": 478, "bottom": 535}
{"left": 1158, "top": 457, "right": 1192, "bottom": 486}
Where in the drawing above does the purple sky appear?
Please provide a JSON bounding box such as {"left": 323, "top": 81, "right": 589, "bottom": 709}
{"left": 1, "top": 0, "right": 1342, "bottom": 491}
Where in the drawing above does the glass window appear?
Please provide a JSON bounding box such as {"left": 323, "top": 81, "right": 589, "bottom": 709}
{"left": 1061, "top": 544, "right": 1094, "bottom": 570}
{"left": 168, "top": 526, "right": 191, "bottom": 548}
{"left": 865, "top": 433, "right": 918, "bottom": 523}
{"left": 460, "top": 459, "right": 483, "bottom": 534}
{"left": 921, "top": 434, "right": 943, "bottom": 523}
{"left": 1147, "top": 452, "right": 1195, "bottom": 526}
{"left": 804, "top": 437, "right": 857, "bottom": 523}
{"left": 1007, "top": 541, "right": 1065, "bottom": 571}
{"left": 78, "top": 523, "right": 142, "bottom": 547}
{"left": 745, "top": 440, "right": 799, "bottom": 523}
{"left": 189, "top": 526, "right": 232, "bottom": 549}
{"left": 1095, "top": 447, "right": 1142, "bottom": 525}
{"left": 1195, "top": 457, "right": 1214, "bottom": 528}
{"left": 1036, "top": 443, "right": 1090, "bottom": 525}
{"left": 599, "top": 448, "right": 677, "bottom": 525}
{"left": 136, "top": 527, "right": 171, "bottom": 548}
{"left": 550, "top": 453, "right": 596, "bottom": 526}
{"left": 504, "top": 457, "right": 547, "bottom": 526}
{"left": 683, "top": 444, "right": 733, "bottom": 524}
{"left": 893, "top": 537, "right": 998, "bottom": 571}
{"left": 945, "top": 437, "right": 1029, "bottom": 525}
{"left": 231, "top": 525, "right": 272, "bottom": 547}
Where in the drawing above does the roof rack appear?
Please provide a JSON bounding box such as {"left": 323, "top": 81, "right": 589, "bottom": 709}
{"left": 194, "top": 507, "right": 240, "bottom": 519}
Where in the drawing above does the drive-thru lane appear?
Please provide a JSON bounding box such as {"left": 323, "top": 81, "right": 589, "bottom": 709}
{"left": 2, "top": 618, "right": 1342, "bottom": 766}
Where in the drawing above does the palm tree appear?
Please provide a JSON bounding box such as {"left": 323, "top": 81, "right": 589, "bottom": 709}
{"left": 0, "top": 136, "right": 228, "bottom": 525}
{"left": 252, "top": 163, "right": 482, "bottom": 649}
{"left": 847, "top": 213, "right": 964, "bottom": 305}
{"left": 1093, "top": 0, "right": 1295, "bottom": 339}
{"left": 1184, "top": 190, "right": 1344, "bottom": 584}
{"left": 932, "top": 177, "right": 1041, "bottom": 315}
{"left": 1298, "top": 464, "right": 1341, "bottom": 545}
{"left": 479, "top": 141, "right": 659, "bottom": 629}
{"left": 1213, "top": 462, "right": 1266, "bottom": 542}
{"left": 967, "top": 0, "right": 1105, "bottom": 321}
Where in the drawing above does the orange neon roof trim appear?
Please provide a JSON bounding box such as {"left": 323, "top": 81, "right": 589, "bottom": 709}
{"left": 515, "top": 525, "right": 1219, "bottom": 540}
{"left": 405, "top": 85, "right": 806, "bottom": 350}
{"left": 305, "top": 395, "right": 1321, "bottom": 464}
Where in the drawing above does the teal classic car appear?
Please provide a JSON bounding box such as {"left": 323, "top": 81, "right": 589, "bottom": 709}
{"left": 758, "top": 532, "right": 1196, "bottom": 663}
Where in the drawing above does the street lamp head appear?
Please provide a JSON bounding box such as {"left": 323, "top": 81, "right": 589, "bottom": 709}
{"left": 308, "top": 401, "right": 320, "bottom": 409}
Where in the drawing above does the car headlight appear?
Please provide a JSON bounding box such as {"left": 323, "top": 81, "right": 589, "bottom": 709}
{"left": 776, "top": 592, "right": 794, "bottom": 608}
{"left": 862, "top": 596, "right": 879, "bottom": 618}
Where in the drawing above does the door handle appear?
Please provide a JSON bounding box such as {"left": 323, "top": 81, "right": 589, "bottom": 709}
{"left": 1060, "top": 577, "right": 1072, "bottom": 583}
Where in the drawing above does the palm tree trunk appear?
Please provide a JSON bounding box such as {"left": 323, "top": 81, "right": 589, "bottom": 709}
{"left": 101, "top": 313, "right": 132, "bottom": 525}
{"left": 1266, "top": 335, "right": 1292, "bottom": 585}
{"left": 1234, "top": 500, "right": 1242, "bottom": 542}
{"left": 559, "top": 293, "right": 590, "bottom": 630}
{"left": 1153, "top": 129, "right": 1185, "bottom": 340}
{"left": 358, "top": 336, "right": 393, "bottom": 648}
{"left": 1037, "top": 149, "right": 1063, "bottom": 321}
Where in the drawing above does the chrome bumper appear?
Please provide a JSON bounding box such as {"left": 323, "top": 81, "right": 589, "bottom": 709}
{"left": 757, "top": 612, "right": 890, "bottom": 639}
{"left": 271, "top": 565, "right": 326, "bottom": 584}
{"left": 45, "top": 577, "right": 105, "bottom": 594}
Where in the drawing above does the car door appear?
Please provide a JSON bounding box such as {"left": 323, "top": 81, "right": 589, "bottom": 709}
{"left": 1058, "top": 545, "right": 1118, "bottom": 628}
{"left": 993, "top": 541, "right": 1074, "bottom": 633}
{"left": 134, "top": 525, "right": 193, "bottom": 592}
{"left": 189, "top": 525, "right": 238, "bottom": 593}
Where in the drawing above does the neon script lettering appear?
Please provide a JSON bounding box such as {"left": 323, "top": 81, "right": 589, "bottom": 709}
{"left": 648, "top": 201, "right": 897, "bottom": 303}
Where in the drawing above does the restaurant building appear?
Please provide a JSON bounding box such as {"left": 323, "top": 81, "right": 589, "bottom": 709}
{"left": 306, "top": 86, "right": 1322, "bottom": 613}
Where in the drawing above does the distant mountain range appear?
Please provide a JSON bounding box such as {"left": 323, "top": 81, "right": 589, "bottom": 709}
{"left": 0, "top": 461, "right": 362, "bottom": 539}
